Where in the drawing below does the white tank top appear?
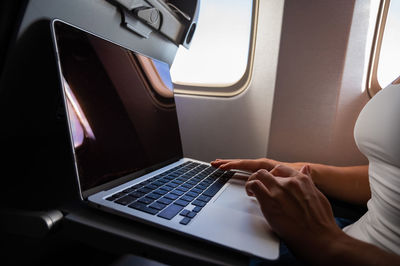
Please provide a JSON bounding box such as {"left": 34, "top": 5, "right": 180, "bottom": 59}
{"left": 343, "top": 83, "right": 400, "bottom": 254}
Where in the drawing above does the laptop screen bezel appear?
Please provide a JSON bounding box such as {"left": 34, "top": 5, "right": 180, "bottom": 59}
{"left": 50, "top": 19, "right": 182, "bottom": 200}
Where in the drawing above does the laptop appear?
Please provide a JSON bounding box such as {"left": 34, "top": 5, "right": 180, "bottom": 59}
{"left": 50, "top": 19, "right": 279, "bottom": 260}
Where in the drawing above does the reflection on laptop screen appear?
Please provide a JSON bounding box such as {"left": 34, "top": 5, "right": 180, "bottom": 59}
{"left": 54, "top": 22, "right": 183, "bottom": 193}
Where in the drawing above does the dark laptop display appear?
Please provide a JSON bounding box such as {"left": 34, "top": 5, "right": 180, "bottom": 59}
{"left": 53, "top": 22, "right": 183, "bottom": 194}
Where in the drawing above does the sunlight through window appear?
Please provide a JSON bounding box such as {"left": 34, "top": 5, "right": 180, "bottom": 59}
{"left": 170, "top": 0, "right": 253, "bottom": 87}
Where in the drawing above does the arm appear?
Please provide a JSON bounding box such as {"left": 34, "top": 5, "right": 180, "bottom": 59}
{"left": 246, "top": 165, "right": 400, "bottom": 265}
{"left": 310, "top": 164, "right": 369, "bottom": 205}
{"left": 323, "top": 233, "right": 400, "bottom": 266}
{"left": 211, "top": 158, "right": 370, "bottom": 205}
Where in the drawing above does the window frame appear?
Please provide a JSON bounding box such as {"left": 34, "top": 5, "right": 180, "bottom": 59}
{"left": 366, "top": 0, "right": 394, "bottom": 97}
{"left": 136, "top": 54, "right": 174, "bottom": 99}
{"left": 173, "top": 0, "right": 259, "bottom": 97}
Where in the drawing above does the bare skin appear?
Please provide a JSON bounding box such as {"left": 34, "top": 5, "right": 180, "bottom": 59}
{"left": 242, "top": 164, "right": 400, "bottom": 265}
{"left": 211, "top": 158, "right": 370, "bottom": 205}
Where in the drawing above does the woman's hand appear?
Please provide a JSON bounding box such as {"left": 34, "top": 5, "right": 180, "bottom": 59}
{"left": 246, "top": 164, "right": 400, "bottom": 265}
{"left": 210, "top": 158, "right": 282, "bottom": 172}
{"left": 246, "top": 164, "right": 344, "bottom": 263}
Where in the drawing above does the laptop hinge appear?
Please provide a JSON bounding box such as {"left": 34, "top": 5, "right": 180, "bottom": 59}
{"left": 107, "top": 0, "right": 199, "bottom": 48}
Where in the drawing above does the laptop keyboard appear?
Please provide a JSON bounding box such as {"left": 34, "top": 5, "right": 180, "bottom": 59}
{"left": 105, "top": 161, "right": 234, "bottom": 225}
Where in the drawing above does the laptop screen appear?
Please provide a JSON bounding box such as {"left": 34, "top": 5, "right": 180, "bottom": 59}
{"left": 53, "top": 21, "right": 183, "bottom": 195}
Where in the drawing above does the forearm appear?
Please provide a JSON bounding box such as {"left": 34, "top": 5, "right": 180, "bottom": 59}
{"left": 315, "top": 233, "right": 400, "bottom": 266}
{"left": 285, "top": 162, "right": 370, "bottom": 205}
{"left": 311, "top": 164, "right": 369, "bottom": 205}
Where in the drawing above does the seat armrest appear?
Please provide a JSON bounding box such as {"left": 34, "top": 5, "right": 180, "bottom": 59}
{"left": 0, "top": 208, "right": 63, "bottom": 238}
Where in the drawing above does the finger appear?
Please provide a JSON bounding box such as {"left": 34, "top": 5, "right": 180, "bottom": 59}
{"left": 245, "top": 180, "right": 255, "bottom": 196}
{"left": 217, "top": 160, "right": 263, "bottom": 172}
{"left": 211, "top": 159, "right": 234, "bottom": 164}
{"left": 247, "top": 169, "right": 279, "bottom": 190}
{"left": 245, "top": 180, "right": 272, "bottom": 200}
{"left": 232, "top": 172, "right": 251, "bottom": 181}
{"left": 269, "top": 164, "right": 299, "bottom": 178}
{"left": 210, "top": 159, "right": 236, "bottom": 167}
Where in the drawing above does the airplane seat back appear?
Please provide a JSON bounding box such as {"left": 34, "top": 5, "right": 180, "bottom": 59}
{"left": 0, "top": 0, "right": 199, "bottom": 224}
{"left": 0, "top": 20, "right": 80, "bottom": 211}
{"left": 0, "top": 0, "right": 28, "bottom": 75}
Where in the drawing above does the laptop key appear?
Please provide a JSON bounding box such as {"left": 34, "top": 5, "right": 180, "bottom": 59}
{"left": 161, "top": 185, "right": 173, "bottom": 192}
{"left": 176, "top": 186, "right": 189, "bottom": 192}
{"left": 128, "top": 202, "right": 158, "bottom": 215}
{"left": 199, "top": 181, "right": 210, "bottom": 187}
{"left": 113, "top": 192, "right": 126, "bottom": 198}
{"left": 192, "top": 200, "right": 206, "bottom": 207}
{"left": 180, "top": 217, "right": 191, "bottom": 225}
{"left": 157, "top": 197, "right": 173, "bottom": 205}
{"left": 137, "top": 187, "right": 152, "bottom": 194}
{"left": 145, "top": 184, "right": 158, "bottom": 190}
{"left": 181, "top": 195, "right": 195, "bottom": 202}
{"left": 158, "top": 178, "right": 169, "bottom": 184}
{"left": 114, "top": 195, "right": 136, "bottom": 205}
{"left": 129, "top": 191, "right": 146, "bottom": 198}
{"left": 187, "top": 180, "right": 197, "bottom": 185}
{"left": 195, "top": 184, "right": 208, "bottom": 191}
{"left": 190, "top": 188, "right": 203, "bottom": 194}
{"left": 164, "top": 193, "right": 179, "bottom": 200}
{"left": 187, "top": 212, "right": 197, "bottom": 218}
{"left": 154, "top": 189, "right": 168, "bottom": 195}
{"left": 149, "top": 202, "right": 167, "bottom": 211}
{"left": 167, "top": 182, "right": 180, "bottom": 188}
{"left": 138, "top": 197, "right": 155, "bottom": 205}
{"left": 175, "top": 199, "right": 190, "bottom": 207}
{"left": 181, "top": 183, "right": 193, "bottom": 189}
{"left": 147, "top": 192, "right": 162, "bottom": 200}
{"left": 186, "top": 191, "right": 198, "bottom": 198}
{"left": 192, "top": 206, "right": 202, "bottom": 213}
{"left": 158, "top": 204, "right": 184, "bottom": 220}
{"left": 106, "top": 195, "right": 118, "bottom": 201}
{"left": 170, "top": 190, "right": 184, "bottom": 196}
{"left": 197, "top": 195, "right": 211, "bottom": 202}
{"left": 202, "top": 180, "right": 226, "bottom": 197}
{"left": 180, "top": 209, "right": 190, "bottom": 216}
{"left": 153, "top": 181, "right": 164, "bottom": 187}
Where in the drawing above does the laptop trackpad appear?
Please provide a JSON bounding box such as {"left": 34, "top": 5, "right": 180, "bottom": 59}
{"left": 189, "top": 178, "right": 280, "bottom": 260}
{"left": 212, "top": 179, "right": 264, "bottom": 218}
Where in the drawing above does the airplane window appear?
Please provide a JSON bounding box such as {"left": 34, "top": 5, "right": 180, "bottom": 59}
{"left": 135, "top": 54, "right": 175, "bottom": 108}
{"left": 367, "top": 0, "right": 400, "bottom": 97}
{"left": 170, "top": 0, "right": 257, "bottom": 96}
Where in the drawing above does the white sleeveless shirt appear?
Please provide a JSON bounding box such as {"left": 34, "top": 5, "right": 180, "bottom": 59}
{"left": 343, "top": 83, "right": 400, "bottom": 254}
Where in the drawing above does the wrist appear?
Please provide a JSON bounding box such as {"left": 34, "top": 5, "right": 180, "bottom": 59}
{"left": 310, "top": 230, "right": 350, "bottom": 266}
{"left": 307, "top": 163, "right": 324, "bottom": 186}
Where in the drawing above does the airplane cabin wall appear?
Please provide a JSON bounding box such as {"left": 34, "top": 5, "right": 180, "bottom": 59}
{"left": 177, "top": 0, "right": 372, "bottom": 166}
{"left": 175, "top": 0, "right": 284, "bottom": 163}
{"left": 267, "top": 0, "right": 371, "bottom": 166}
